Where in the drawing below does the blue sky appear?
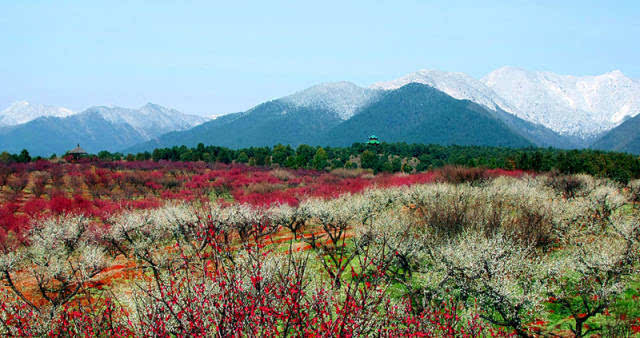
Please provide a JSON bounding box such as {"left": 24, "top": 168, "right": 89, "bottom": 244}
{"left": 1, "top": 0, "right": 638, "bottom": 116}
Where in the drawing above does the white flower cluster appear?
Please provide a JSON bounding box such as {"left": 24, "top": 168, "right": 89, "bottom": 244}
{"left": 627, "top": 179, "right": 640, "bottom": 204}
{"left": 26, "top": 216, "right": 106, "bottom": 281}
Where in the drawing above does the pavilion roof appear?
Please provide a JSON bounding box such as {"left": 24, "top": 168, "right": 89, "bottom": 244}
{"left": 68, "top": 144, "right": 87, "bottom": 154}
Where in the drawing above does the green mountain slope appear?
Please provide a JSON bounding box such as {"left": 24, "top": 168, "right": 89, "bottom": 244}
{"left": 591, "top": 114, "right": 640, "bottom": 154}
{"left": 486, "top": 107, "right": 582, "bottom": 149}
{"left": 317, "top": 83, "right": 534, "bottom": 148}
{"left": 125, "top": 100, "right": 343, "bottom": 153}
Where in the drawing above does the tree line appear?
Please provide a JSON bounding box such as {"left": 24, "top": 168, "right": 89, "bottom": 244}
{"left": 2, "top": 142, "right": 639, "bottom": 183}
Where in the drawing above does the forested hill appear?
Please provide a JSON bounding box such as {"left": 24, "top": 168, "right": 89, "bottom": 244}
{"left": 592, "top": 114, "right": 640, "bottom": 155}
{"left": 316, "top": 83, "right": 533, "bottom": 147}
{"left": 128, "top": 100, "right": 343, "bottom": 152}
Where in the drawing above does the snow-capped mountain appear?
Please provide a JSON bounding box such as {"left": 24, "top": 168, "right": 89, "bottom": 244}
{"left": 371, "top": 69, "right": 522, "bottom": 116}
{"left": 82, "top": 103, "right": 209, "bottom": 138}
{"left": 0, "top": 101, "right": 75, "bottom": 126}
{"left": 482, "top": 67, "right": 640, "bottom": 138}
{"left": 0, "top": 103, "right": 210, "bottom": 156}
{"left": 281, "top": 81, "right": 382, "bottom": 120}
{"left": 371, "top": 68, "right": 640, "bottom": 141}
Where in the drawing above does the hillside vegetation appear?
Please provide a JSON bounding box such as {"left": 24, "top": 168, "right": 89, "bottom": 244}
{"left": 592, "top": 114, "right": 640, "bottom": 154}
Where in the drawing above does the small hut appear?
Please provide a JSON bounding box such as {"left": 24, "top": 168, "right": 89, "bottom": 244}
{"left": 68, "top": 144, "right": 88, "bottom": 160}
{"left": 367, "top": 135, "right": 380, "bottom": 146}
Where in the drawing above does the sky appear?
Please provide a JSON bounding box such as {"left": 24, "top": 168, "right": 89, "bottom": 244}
{"left": 1, "top": 0, "right": 639, "bottom": 116}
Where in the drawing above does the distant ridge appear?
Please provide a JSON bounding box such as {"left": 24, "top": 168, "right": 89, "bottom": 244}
{"left": 373, "top": 68, "right": 640, "bottom": 142}
{"left": 0, "top": 103, "right": 208, "bottom": 156}
{"left": 592, "top": 114, "right": 640, "bottom": 154}
{"left": 482, "top": 67, "right": 640, "bottom": 139}
{"left": 0, "top": 101, "right": 75, "bottom": 126}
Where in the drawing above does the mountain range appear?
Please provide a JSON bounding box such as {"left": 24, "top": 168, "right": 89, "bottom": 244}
{"left": 483, "top": 67, "right": 640, "bottom": 140}
{"left": 126, "top": 81, "right": 566, "bottom": 152}
{"left": 372, "top": 68, "right": 640, "bottom": 143}
{"left": 0, "top": 103, "right": 208, "bottom": 156}
{"left": 0, "top": 101, "right": 75, "bottom": 126}
{"left": 1, "top": 67, "right": 639, "bottom": 156}
{"left": 130, "top": 67, "right": 638, "bottom": 153}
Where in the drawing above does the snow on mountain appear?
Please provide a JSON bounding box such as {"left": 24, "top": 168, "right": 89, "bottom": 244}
{"left": 281, "top": 81, "right": 382, "bottom": 120}
{"left": 0, "top": 101, "right": 75, "bottom": 126}
{"left": 482, "top": 66, "right": 640, "bottom": 138}
{"left": 81, "top": 103, "right": 209, "bottom": 139}
{"left": 370, "top": 68, "right": 640, "bottom": 140}
{"left": 370, "top": 69, "right": 522, "bottom": 116}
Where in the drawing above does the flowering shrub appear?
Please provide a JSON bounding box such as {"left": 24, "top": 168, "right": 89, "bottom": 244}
{"left": 628, "top": 179, "right": 640, "bottom": 206}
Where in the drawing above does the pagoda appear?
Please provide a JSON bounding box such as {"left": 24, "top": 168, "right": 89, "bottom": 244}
{"left": 367, "top": 135, "right": 380, "bottom": 146}
{"left": 68, "top": 144, "right": 88, "bottom": 160}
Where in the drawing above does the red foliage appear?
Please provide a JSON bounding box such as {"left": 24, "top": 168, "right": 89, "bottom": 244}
{"left": 0, "top": 202, "right": 28, "bottom": 244}
{"left": 235, "top": 190, "right": 300, "bottom": 207}
{"left": 632, "top": 318, "right": 640, "bottom": 333}
{"left": 483, "top": 168, "right": 529, "bottom": 179}
{"left": 375, "top": 171, "right": 439, "bottom": 188}
{"left": 22, "top": 198, "right": 48, "bottom": 219}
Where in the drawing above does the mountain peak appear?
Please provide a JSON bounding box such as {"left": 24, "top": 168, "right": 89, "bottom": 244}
{"left": 142, "top": 102, "right": 164, "bottom": 110}
{"left": 482, "top": 67, "right": 640, "bottom": 138}
{"left": 602, "top": 69, "right": 628, "bottom": 80}
{"left": 370, "top": 69, "right": 474, "bottom": 90}
{"left": 0, "top": 101, "right": 75, "bottom": 126}
{"left": 281, "top": 81, "right": 381, "bottom": 120}
{"left": 294, "top": 81, "right": 365, "bottom": 93}
{"left": 371, "top": 69, "right": 521, "bottom": 116}
{"left": 9, "top": 100, "right": 31, "bottom": 107}
{"left": 491, "top": 65, "right": 526, "bottom": 73}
